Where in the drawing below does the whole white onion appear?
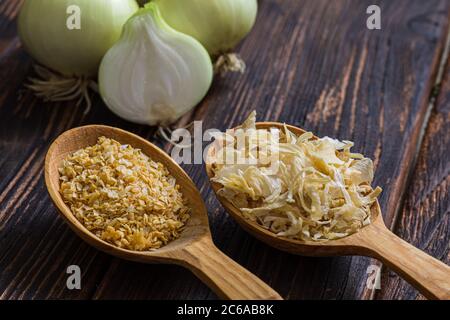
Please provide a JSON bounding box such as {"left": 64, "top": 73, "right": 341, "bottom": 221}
{"left": 153, "top": 0, "right": 258, "bottom": 56}
{"left": 18, "top": 0, "right": 139, "bottom": 77}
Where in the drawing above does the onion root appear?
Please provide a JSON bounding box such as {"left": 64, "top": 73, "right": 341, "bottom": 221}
{"left": 25, "top": 64, "right": 98, "bottom": 114}
{"left": 213, "top": 53, "right": 246, "bottom": 75}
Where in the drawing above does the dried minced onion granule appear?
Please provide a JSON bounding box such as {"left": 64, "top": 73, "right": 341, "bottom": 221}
{"left": 59, "top": 136, "right": 190, "bottom": 251}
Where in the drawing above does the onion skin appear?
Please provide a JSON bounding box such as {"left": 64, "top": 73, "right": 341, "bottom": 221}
{"left": 18, "top": 0, "right": 139, "bottom": 77}
{"left": 153, "top": 0, "right": 258, "bottom": 56}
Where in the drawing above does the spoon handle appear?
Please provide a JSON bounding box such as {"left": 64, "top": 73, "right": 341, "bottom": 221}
{"left": 362, "top": 223, "right": 450, "bottom": 300}
{"left": 179, "top": 237, "right": 282, "bottom": 300}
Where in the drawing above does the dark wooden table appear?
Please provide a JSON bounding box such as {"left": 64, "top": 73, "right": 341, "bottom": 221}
{"left": 1, "top": 0, "right": 449, "bottom": 300}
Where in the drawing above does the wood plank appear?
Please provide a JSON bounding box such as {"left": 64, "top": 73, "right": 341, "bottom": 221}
{"left": 0, "top": 0, "right": 23, "bottom": 56}
{"left": 92, "top": 0, "right": 450, "bottom": 299}
{"left": 377, "top": 58, "right": 450, "bottom": 300}
{"left": 0, "top": 0, "right": 448, "bottom": 300}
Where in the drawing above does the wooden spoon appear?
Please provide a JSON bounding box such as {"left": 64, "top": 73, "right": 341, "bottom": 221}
{"left": 45, "top": 125, "right": 282, "bottom": 300}
{"left": 205, "top": 122, "right": 450, "bottom": 300}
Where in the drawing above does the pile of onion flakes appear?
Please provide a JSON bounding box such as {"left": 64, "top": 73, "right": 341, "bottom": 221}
{"left": 210, "top": 112, "right": 382, "bottom": 241}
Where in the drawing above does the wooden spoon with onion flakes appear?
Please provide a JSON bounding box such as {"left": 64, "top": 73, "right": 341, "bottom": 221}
{"left": 45, "top": 125, "right": 282, "bottom": 300}
{"left": 205, "top": 122, "right": 450, "bottom": 300}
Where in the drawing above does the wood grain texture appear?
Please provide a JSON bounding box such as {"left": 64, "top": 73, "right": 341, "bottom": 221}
{"left": 0, "top": 0, "right": 449, "bottom": 300}
{"left": 0, "top": 0, "right": 22, "bottom": 56}
{"left": 377, "top": 54, "right": 450, "bottom": 300}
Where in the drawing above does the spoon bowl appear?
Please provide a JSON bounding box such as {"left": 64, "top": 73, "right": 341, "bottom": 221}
{"left": 206, "top": 122, "right": 450, "bottom": 300}
{"left": 45, "top": 125, "right": 282, "bottom": 300}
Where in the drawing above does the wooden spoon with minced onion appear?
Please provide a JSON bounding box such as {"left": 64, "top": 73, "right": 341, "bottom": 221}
{"left": 45, "top": 125, "right": 282, "bottom": 300}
